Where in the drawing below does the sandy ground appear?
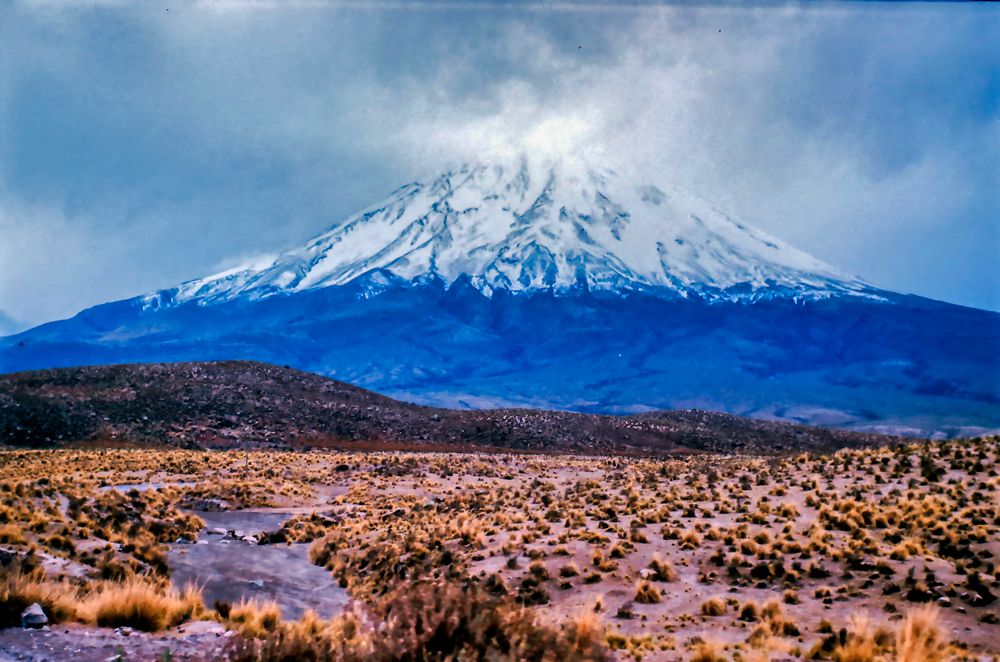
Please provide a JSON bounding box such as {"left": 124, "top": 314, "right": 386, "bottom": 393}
{"left": 0, "top": 444, "right": 997, "bottom": 660}
{"left": 0, "top": 621, "right": 233, "bottom": 662}
{"left": 168, "top": 509, "right": 349, "bottom": 620}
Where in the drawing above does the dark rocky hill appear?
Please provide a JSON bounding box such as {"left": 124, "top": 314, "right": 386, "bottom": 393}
{"left": 0, "top": 361, "right": 904, "bottom": 453}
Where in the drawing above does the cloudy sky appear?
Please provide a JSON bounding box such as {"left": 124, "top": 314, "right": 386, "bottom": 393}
{"left": 0, "top": 0, "right": 997, "bottom": 332}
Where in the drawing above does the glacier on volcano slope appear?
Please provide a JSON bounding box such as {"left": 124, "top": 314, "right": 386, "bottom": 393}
{"left": 148, "top": 157, "right": 877, "bottom": 308}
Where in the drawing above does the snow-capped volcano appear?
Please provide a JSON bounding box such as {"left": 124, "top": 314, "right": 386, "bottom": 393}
{"left": 4, "top": 155, "right": 998, "bottom": 438}
{"left": 154, "top": 157, "right": 875, "bottom": 307}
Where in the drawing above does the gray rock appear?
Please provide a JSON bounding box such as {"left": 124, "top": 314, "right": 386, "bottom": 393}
{"left": 21, "top": 603, "right": 47, "bottom": 629}
{"left": 0, "top": 549, "right": 16, "bottom": 567}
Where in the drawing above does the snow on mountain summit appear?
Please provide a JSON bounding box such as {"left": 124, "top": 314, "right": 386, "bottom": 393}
{"left": 149, "top": 156, "right": 877, "bottom": 307}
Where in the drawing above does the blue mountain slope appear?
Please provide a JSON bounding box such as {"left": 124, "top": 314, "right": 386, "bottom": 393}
{"left": 2, "top": 278, "right": 997, "bottom": 438}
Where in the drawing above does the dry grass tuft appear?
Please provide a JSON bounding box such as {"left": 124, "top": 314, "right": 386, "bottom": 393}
{"left": 0, "top": 569, "right": 79, "bottom": 628}
{"left": 229, "top": 598, "right": 283, "bottom": 638}
{"left": 0, "top": 524, "right": 27, "bottom": 545}
{"left": 226, "top": 608, "right": 373, "bottom": 662}
{"left": 690, "top": 638, "right": 727, "bottom": 662}
{"left": 634, "top": 580, "right": 662, "bottom": 604}
{"left": 228, "top": 580, "right": 611, "bottom": 661}
{"left": 701, "top": 596, "right": 726, "bottom": 617}
{"left": 648, "top": 553, "right": 679, "bottom": 582}
{"left": 831, "top": 612, "right": 883, "bottom": 662}
{"left": 81, "top": 579, "right": 203, "bottom": 632}
{"left": 2, "top": 562, "right": 205, "bottom": 633}
{"left": 896, "top": 605, "right": 950, "bottom": 662}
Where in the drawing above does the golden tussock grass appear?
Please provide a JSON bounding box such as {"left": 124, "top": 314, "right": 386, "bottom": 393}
{"left": 228, "top": 580, "right": 611, "bottom": 662}
{"left": 0, "top": 524, "right": 27, "bottom": 545}
{"left": 690, "top": 638, "right": 727, "bottom": 662}
{"left": 1, "top": 568, "right": 204, "bottom": 632}
{"left": 831, "top": 612, "right": 887, "bottom": 662}
{"left": 648, "top": 553, "right": 679, "bottom": 582}
{"left": 634, "top": 580, "right": 662, "bottom": 604}
{"left": 82, "top": 578, "right": 204, "bottom": 631}
{"left": 228, "top": 598, "right": 283, "bottom": 638}
{"left": 896, "top": 605, "right": 950, "bottom": 662}
{"left": 0, "top": 569, "right": 79, "bottom": 628}
{"left": 700, "top": 596, "right": 726, "bottom": 617}
{"left": 825, "top": 607, "right": 948, "bottom": 662}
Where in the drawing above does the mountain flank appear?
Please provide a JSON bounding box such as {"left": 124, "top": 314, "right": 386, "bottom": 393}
{"left": 4, "top": 157, "right": 997, "bottom": 437}
{"left": 0, "top": 361, "right": 905, "bottom": 453}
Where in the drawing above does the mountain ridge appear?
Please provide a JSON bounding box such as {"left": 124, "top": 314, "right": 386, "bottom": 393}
{"left": 142, "top": 157, "right": 879, "bottom": 308}
{"left": 0, "top": 360, "right": 908, "bottom": 453}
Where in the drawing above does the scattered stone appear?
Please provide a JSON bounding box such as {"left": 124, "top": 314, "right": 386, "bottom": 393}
{"left": 21, "top": 603, "right": 47, "bottom": 629}
{"left": 0, "top": 549, "right": 16, "bottom": 567}
{"left": 183, "top": 498, "right": 229, "bottom": 512}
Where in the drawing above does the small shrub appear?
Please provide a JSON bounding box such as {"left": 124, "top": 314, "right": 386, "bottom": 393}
{"left": 648, "top": 554, "right": 678, "bottom": 582}
{"left": 700, "top": 597, "right": 726, "bottom": 617}
{"left": 690, "top": 638, "right": 726, "bottom": 662}
{"left": 634, "top": 581, "right": 661, "bottom": 604}
{"left": 559, "top": 563, "right": 580, "bottom": 578}
{"left": 528, "top": 560, "right": 550, "bottom": 580}
{"left": 739, "top": 600, "right": 760, "bottom": 622}
{"left": 229, "top": 598, "right": 282, "bottom": 638}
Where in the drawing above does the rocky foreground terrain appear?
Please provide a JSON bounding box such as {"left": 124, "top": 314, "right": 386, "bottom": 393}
{"left": 0, "top": 442, "right": 996, "bottom": 660}
{"left": 0, "top": 361, "right": 902, "bottom": 453}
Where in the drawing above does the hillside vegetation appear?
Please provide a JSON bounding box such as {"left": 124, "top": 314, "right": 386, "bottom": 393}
{"left": 0, "top": 361, "right": 901, "bottom": 453}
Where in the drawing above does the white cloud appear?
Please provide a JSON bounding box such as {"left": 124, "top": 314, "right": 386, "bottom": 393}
{"left": 0, "top": 1, "right": 996, "bottom": 326}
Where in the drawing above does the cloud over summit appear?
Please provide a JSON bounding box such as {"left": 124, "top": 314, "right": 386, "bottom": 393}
{"left": 0, "top": 1, "right": 997, "bottom": 328}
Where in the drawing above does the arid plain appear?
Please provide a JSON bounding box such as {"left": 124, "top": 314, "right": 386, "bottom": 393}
{"left": 0, "top": 438, "right": 997, "bottom": 661}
